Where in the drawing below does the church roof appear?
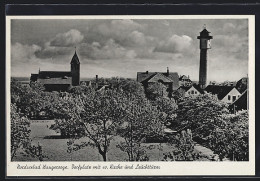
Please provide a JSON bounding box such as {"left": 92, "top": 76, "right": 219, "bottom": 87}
{"left": 137, "top": 71, "right": 179, "bottom": 90}
{"left": 71, "top": 51, "right": 80, "bottom": 64}
{"left": 38, "top": 71, "right": 71, "bottom": 79}
{"left": 38, "top": 77, "right": 72, "bottom": 85}
{"left": 35, "top": 71, "right": 72, "bottom": 85}
{"left": 205, "top": 85, "right": 235, "bottom": 100}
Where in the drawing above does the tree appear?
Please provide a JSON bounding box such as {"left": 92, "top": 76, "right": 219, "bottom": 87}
{"left": 11, "top": 103, "right": 31, "bottom": 160}
{"left": 173, "top": 94, "right": 249, "bottom": 161}
{"left": 171, "top": 94, "right": 229, "bottom": 136}
{"left": 116, "top": 94, "right": 165, "bottom": 161}
{"left": 51, "top": 89, "right": 127, "bottom": 161}
{"left": 105, "top": 77, "right": 146, "bottom": 98}
{"left": 208, "top": 110, "right": 248, "bottom": 161}
{"left": 151, "top": 97, "right": 178, "bottom": 127}
{"left": 146, "top": 82, "right": 167, "bottom": 100}
{"left": 162, "top": 129, "right": 202, "bottom": 161}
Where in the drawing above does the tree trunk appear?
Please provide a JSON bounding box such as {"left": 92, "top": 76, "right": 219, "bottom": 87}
{"left": 98, "top": 145, "right": 107, "bottom": 161}
{"left": 101, "top": 152, "right": 107, "bottom": 161}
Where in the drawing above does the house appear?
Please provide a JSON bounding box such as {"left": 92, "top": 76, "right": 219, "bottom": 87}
{"left": 179, "top": 75, "right": 192, "bottom": 87}
{"left": 30, "top": 51, "right": 80, "bottom": 92}
{"left": 178, "top": 84, "right": 204, "bottom": 97}
{"left": 229, "top": 90, "right": 248, "bottom": 113}
{"left": 80, "top": 81, "right": 92, "bottom": 87}
{"left": 236, "top": 77, "right": 248, "bottom": 93}
{"left": 205, "top": 85, "right": 241, "bottom": 104}
{"left": 137, "top": 67, "right": 179, "bottom": 98}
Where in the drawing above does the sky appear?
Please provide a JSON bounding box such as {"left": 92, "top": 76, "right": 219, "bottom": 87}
{"left": 10, "top": 18, "right": 248, "bottom": 82}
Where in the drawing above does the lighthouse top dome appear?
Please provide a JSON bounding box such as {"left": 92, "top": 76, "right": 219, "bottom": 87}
{"left": 197, "top": 27, "right": 213, "bottom": 39}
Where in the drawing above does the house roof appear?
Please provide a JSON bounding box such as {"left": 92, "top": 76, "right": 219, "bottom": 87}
{"left": 193, "top": 84, "right": 204, "bottom": 94}
{"left": 231, "top": 90, "right": 248, "bottom": 110}
{"left": 145, "top": 73, "right": 174, "bottom": 83}
{"left": 70, "top": 51, "right": 80, "bottom": 64}
{"left": 178, "top": 84, "right": 204, "bottom": 94}
{"left": 137, "top": 71, "right": 179, "bottom": 90}
{"left": 205, "top": 85, "right": 235, "bottom": 100}
{"left": 179, "top": 75, "right": 189, "bottom": 80}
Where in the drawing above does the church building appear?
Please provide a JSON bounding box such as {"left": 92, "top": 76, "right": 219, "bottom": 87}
{"left": 30, "top": 51, "right": 80, "bottom": 92}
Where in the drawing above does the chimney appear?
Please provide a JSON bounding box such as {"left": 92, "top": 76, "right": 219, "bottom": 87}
{"left": 95, "top": 75, "right": 98, "bottom": 89}
{"left": 146, "top": 71, "right": 149, "bottom": 74}
{"left": 167, "top": 67, "right": 169, "bottom": 75}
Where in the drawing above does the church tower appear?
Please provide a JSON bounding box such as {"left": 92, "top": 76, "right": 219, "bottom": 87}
{"left": 197, "top": 26, "right": 213, "bottom": 89}
{"left": 70, "top": 50, "right": 80, "bottom": 86}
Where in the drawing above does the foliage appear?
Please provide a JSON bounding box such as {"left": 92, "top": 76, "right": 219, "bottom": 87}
{"left": 162, "top": 130, "right": 202, "bottom": 161}
{"left": 151, "top": 97, "right": 178, "bottom": 126}
{"left": 146, "top": 82, "right": 168, "bottom": 100}
{"left": 207, "top": 110, "right": 249, "bottom": 161}
{"left": 173, "top": 94, "right": 249, "bottom": 161}
{"left": 11, "top": 103, "right": 31, "bottom": 160}
{"left": 106, "top": 77, "right": 146, "bottom": 98}
{"left": 171, "top": 94, "right": 229, "bottom": 135}
{"left": 116, "top": 94, "right": 165, "bottom": 161}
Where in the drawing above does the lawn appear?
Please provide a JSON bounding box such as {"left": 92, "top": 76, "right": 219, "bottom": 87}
{"left": 13, "top": 120, "right": 213, "bottom": 161}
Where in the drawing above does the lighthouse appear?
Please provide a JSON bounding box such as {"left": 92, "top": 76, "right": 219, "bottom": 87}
{"left": 197, "top": 26, "right": 213, "bottom": 89}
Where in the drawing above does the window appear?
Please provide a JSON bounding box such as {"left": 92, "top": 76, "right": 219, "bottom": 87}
{"left": 195, "top": 91, "right": 197, "bottom": 94}
{"left": 228, "top": 95, "right": 231, "bottom": 100}
{"left": 233, "top": 96, "right": 236, "bottom": 102}
{"left": 191, "top": 90, "right": 194, "bottom": 94}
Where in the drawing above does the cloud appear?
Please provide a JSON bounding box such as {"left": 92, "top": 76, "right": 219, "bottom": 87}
{"left": 154, "top": 35, "right": 192, "bottom": 53}
{"left": 79, "top": 39, "right": 137, "bottom": 60}
{"left": 212, "top": 34, "right": 248, "bottom": 60}
{"left": 50, "top": 29, "right": 84, "bottom": 47}
{"left": 35, "top": 42, "right": 73, "bottom": 60}
{"left": 93, "top": 20, "right": 151, "bottom": 47}
{"left": 11, "top": 42, "right": 42, "bottom": 63}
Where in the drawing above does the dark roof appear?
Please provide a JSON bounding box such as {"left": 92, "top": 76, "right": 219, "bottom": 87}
{"left": 38, "top": 77, "right": 72, "bottom": 85}
{"left": 178, "top": 86, "right": 191, "bottom": 91}
{"left": 137, "top": 72, "right": 179, "bottom": 90}
{"left": 30, "top": 74, "right": 38, "bottom": 81}
{"left": 31, "top": 71, "right": 72, "bottom": 85}
{"left": 193, "top": 84, "right": 204, "bottom": 94}
{"left": 38, "top": 71, "right": 71, "bottom": 79}
{"left": 178, "top": 84, "right": 204, "bottom": 94}
{"left": 205, "top": 85, "right": 235, "bottom": 100}
{"left": 144, "top": 73, "right": 174, "bottom": 83}
{"left": 71, "top": 51, "right": 80, "bottom": 64}
{"left": 231, "top": 90, "right": 247, "bottom": 110}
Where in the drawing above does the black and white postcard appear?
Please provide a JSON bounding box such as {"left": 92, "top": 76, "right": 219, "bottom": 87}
{"left": 6, "top": 15, "right": 255, "bottom": 176}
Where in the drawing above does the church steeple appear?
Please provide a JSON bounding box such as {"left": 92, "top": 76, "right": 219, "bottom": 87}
{"left": 70, "top": 48, "right": 80, "bottom": 65}
{"left": 71, "top": 48, "right": 80, "bottom": 86}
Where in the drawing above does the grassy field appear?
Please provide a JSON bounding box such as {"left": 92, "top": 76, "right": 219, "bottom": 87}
{"left": 14, "top": 120, "right": 213, "bottom": 161}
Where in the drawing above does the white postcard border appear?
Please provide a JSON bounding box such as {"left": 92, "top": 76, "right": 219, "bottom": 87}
{"left": 6, "top": 15, "right": 255, "bottom": 176}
